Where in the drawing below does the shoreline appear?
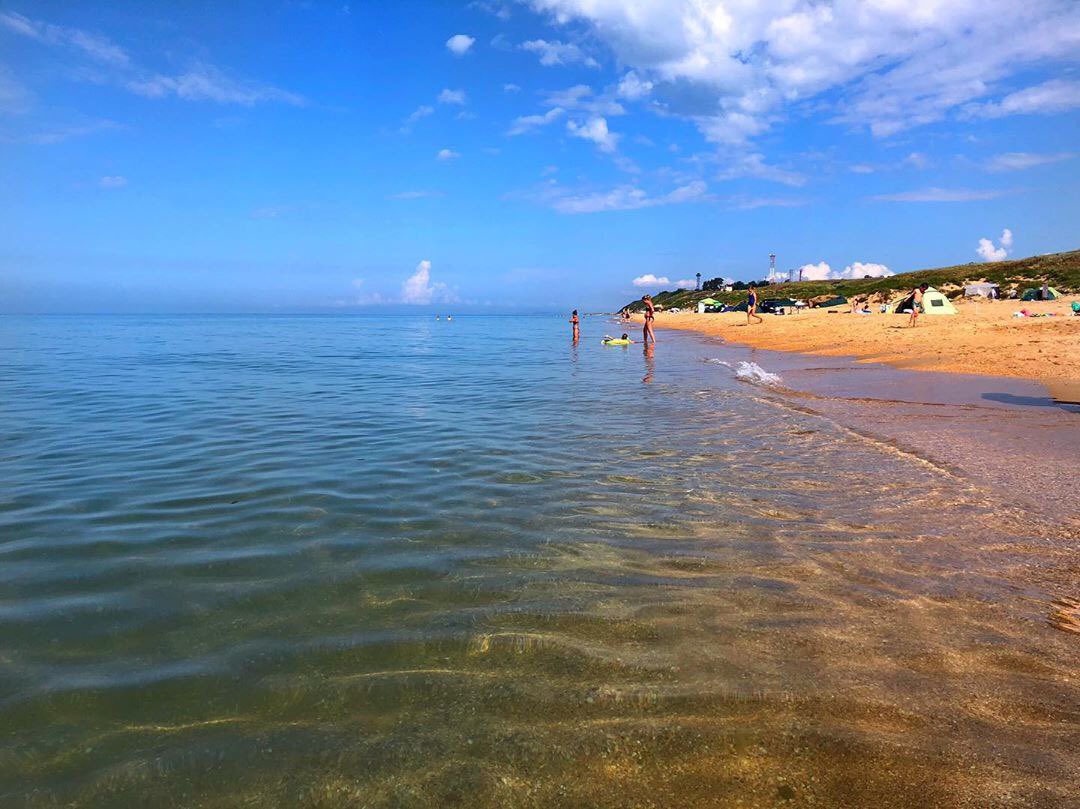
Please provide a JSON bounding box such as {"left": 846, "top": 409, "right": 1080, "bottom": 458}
{"left": 629, "top": 298, "right": 1079, "bottom": 402}
{"left": 630, "top": 318, "right": 1080, "bottom": 516}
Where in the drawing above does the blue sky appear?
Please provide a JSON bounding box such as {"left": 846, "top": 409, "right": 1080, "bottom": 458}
{"left": 2, "top": 0, "right": 1078, "bottom": 313}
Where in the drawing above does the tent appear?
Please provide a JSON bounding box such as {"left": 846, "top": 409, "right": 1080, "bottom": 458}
{"left": 1020, "top": 286, "right": 1061, "bottom": 301}
{"left": 816, "top": 295, "right": 848, "bottom": 308}
{"left": 761, "top": 298, "right": 801, "bottom": 314}
{"left": 963, "top": 283, "right": 999, "bottom": 298}
{"left": 891, "top": 286, "right": 957, "bottom": 315}
{"left": 696, "top": 297, "right": 721, "bottom": 313}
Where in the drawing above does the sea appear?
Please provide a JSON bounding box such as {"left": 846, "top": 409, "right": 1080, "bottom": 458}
{"left": 1, "top": 314, "right": 1077, "bottom": 808}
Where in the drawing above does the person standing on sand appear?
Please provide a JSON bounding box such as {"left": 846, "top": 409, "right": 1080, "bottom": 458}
{"left": 908, "top": 284, "right": 928, "bottom": 327}
{"left": 746, "top": 284, "right": 763, "bottom": 325}
{"left": 642, "top": 295, "right": 656, "bottom": 344}
{"left": 569, "top": 310, "right": 580, "bottom": 341}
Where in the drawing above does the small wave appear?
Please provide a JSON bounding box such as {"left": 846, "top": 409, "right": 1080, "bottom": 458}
{"left": 708, "top": 359, "right": 782, "bottom": 387}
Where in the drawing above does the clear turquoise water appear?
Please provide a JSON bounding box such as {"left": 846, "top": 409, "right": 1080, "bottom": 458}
{"left": 1, "top": 315, "right": 1076, "bottom": 807}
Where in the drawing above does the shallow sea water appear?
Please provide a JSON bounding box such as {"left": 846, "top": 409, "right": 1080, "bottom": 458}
{"left": 1, "top": 315, "right": 1076, "bottom": 808}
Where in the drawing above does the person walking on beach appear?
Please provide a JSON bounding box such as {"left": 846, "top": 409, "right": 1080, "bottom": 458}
{"left": 569, "top": 309, "right": 580, "bottom": 341}
{"left": 746, "top": 284, "right": 763, "bottom": 325}
{"left": 908, "top": 284, "right": 928, "bottom": 327}
{"left": 642, "top": 295, "right": 656, "bottom": 344}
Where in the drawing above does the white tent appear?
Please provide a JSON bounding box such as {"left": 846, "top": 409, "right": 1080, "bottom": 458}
{"left": 963, "top": 283, "right": 999, "bottom": 298}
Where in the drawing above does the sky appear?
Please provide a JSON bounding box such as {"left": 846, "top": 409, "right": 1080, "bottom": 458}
{"left": 2, "top": 0, "right": 1079, "bottom": 313}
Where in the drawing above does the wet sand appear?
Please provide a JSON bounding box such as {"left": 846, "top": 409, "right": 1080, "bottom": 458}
{"left": 632, "top": 298, "right": 1079, "bottom": 392}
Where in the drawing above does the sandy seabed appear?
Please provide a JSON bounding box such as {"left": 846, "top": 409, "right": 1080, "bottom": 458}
{"left": 635, "top": 298, "right": 1080, "bottom": 400}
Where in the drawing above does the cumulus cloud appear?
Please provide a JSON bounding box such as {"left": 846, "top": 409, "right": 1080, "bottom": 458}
{"left": 438, "top": 88, "right": 466, "bottom": 105}
{"left": 521, "top": 39, "right": 598, "bottom": 67}
{"left": 841, "top": 262, "right": 893, "bottom": 280}
{"left": 98, "top": 175, "right": 127, "bottom": 188}
{"left": 401, "top": 260, "right": 455, "bottom": 304}
{"left": 985, "top": 151, "right": 1075, "bottom": 172}
{"left": 977, "top": 228, "right": 1013, "bottom": 262}
{"left": 436, "top": 148, "right": 460, "bottom": 160}
{"left": 446, "top": 34, "right": 475, "bottom": 56}
{"left": 797, "top": 261, "right": 893, "bottom": 281}
{"left": 632, "top": 274, "right": 670, "bottom": 288}
{"left": 503, "top": 83, "right": 521, "bottom": 93}
{"left": 616, "top": 71, "right": 653, "bottom": 100}
{"left": 566, "top": 116, "right": 619, "bottom": 152}
{"left": 523, "top": 0, "right": 1080, "bottom": 142}
{"left": 674, "top": 279, "right": 697, "bottom": 289}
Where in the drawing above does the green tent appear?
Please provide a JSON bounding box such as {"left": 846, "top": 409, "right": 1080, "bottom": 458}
{"left": 891, "top": 287, "right": 957, "bottom": 315}
{"left": 699, "top": 298, "right": 721, "bottom": 306}
{"left": 1020, "top": 286, "right": 1061, "bottom": 301}
{"left": 817, "top": 295, "right": 847, "bottom": 308}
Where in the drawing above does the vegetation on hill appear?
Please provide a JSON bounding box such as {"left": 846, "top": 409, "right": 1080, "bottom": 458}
{"left": 622, "top": 249, "right": 1080, "bottom": 312}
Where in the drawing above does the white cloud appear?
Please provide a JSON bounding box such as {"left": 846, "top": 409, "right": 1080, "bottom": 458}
{"left": 0, "top": 66, "right": 32, "bottom": 115}
{"left": 902, "top": 152, "right": 931, "bottom": 170}
{"left": 446, "top": 34, "right": 476, "bottom": 56}
{"left": 436, "top": 148, "right": 460, "bottom": 160}
{"left": 674, "top": 279, "right": 697, "bottom": 289}
{"left": 566, "top": 116, "right": 619, "bottom": 152}
{"left": 521, "top": 39, "right": 598, "bottom": 67}
{"left": 400, "top": 104, "right": 434, "bottom": 132}
{"left": 964, "top": 79, "right": 1080, "bottom": 119}
{"left": 503, "top": 83, "right": 521, "bottom": 93}
{"left": 841, "top": 262, "right": 893, "bottom": 279}
{"left": 507, "top": 106, "right": 565, "bottom": 135}
{"left": 871, "top": 187, "right": 1009, "bottom": 202}
{"left": 976, "top": 228, "right": 1014, "bottom": 262}
{"left": 616, "top": 71, "right": 653, "bottom": 100}
{"left": 985, "top": 151, "right": 1075, "bottom": 172}
{"left": 538, "top": 179, "right": 709, "bottom": 214}
{"left": 632, "top": 274, "right": 670, "bottom": 288}
{"left": 543, "top": 84, "right": 624, "bottom": 116}
{"left": 127, "top": 64, "right": 305, "bottom": 106}
{"left": 388, "top": 190, "right": 443, "bottom": 200}
{"left": 797, "top": 261, "right": 893, "bottom": 281}
{"left": 401, "top": 260, "right": 455, "bottom": 304}
{"left": 13, "top": 119, "right": 120, "bottom": 145}
{"left": 1, "top": 11, "right": 302, "bottom": 108}
{"left": 523, "top": 0, "right": 1080, "bottom": 142}
{"left": 438, "top": 88, "right": 466, "bottom": 105}
{"left": 798, "top": 261, "right": 833, "bottom": 282}
{"left": 727, "top": 196, "right": 809, "bottom": 210}
{"left": 714, "top": 152, "right": 805, "bottom": 187}
{"left": 98, "top": 175, "right": 127, "bottom": 188}
{"left": 0, "top": 10, "right": 129, "bottom": 66}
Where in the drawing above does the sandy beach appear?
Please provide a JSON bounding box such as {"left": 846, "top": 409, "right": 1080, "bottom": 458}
{"left": 635, "top": 298, "right": 1080, "bottom": 399}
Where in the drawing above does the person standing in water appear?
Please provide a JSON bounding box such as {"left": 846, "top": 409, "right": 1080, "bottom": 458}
{"left": 746, "top": 284, "right": 763, "bottom": 325}
{"left": 569, "top": 310, "right": 580, "bottom": 341}
{"left": 642, "top": 295, "right": 656, "bottom": 344}
{"left": 908, "top": 284, "right": 928, "bottom": 327}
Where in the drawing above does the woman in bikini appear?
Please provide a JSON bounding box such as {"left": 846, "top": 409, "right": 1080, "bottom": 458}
{"left": 642, "top": 295, "right": 656, "bottom": 344}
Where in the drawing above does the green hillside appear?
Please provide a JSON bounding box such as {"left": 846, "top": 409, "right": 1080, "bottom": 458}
{"left": 622, "top": 249, "right": 1080, "bottom": 312}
